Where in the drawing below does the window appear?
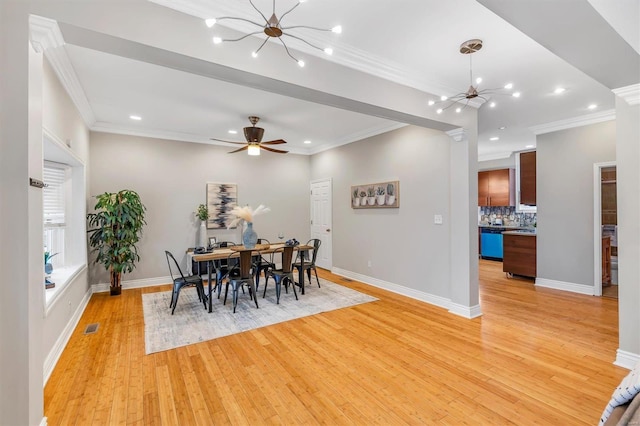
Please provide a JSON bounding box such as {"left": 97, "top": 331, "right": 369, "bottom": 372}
{"left": 43, "top": 162, "right": 69, "bottom": 269}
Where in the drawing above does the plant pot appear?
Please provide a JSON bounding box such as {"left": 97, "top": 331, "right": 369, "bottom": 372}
{"left": 198, "top": 220, "right": 208, "bottom": 248}
{"left": 45, "top": 262, "right": 53, "bottom": 274}
{"left": 110, "top": 286, "right": 122, "bottom": 296}
{"left": 377, "top": 195, "right": 386, "bottom": 205}
{"left": 360, "top": 197, "right": 368, "bottom": 206}
{"left": 367, "top": 197, "right": 376, "bottom": 206}
{"left": 387, "top": 195, "right": 396, "bottom": 206}
{"left": 353, "top": 197, "right": 360, "bottom": 207}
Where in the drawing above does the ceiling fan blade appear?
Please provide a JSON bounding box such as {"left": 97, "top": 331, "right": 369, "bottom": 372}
{"left": 228, "top": 146, "right": 249, "bottom": 154}
{"left": 210, "top": 138, "right": 247, "bottom": 145}
{"left": 261, "top": 145, "right": 289, "bottom": 154}
{"left": 261, "top": 139, "right": 287, "bottom": 145}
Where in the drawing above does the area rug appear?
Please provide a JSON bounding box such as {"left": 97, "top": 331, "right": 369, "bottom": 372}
{"left": 142, "top": 277, "right": 377, "bottom": 354}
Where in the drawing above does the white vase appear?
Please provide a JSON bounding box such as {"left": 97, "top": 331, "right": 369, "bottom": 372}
{"left": 377, "top": 195, "right": 385, "bottom": 205}
{"left": 198, "top": 221, "right": 207, "bottom": 248}
{"left": 353, "top": 197, "right": 360, "bottom": 207}
{"left": 387, "top": 195, "right": 396, "bottom": 206}
{"left": 367, "top": 197, "right": 376, "bottom": 206}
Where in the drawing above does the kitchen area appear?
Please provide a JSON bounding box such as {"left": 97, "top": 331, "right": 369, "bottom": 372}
{"left": 478, "top": 151, "right": 538, "bottom": 279}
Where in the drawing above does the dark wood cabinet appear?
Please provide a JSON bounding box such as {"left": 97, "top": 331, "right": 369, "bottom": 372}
{"left": 602, "top": 236, "right": 611, "bottom": 286}
{"left": 503, "top": 233, "right": 536, "bottom": 277}
{"left": 519, "top": 151, "right": 536, "bottom": 206}
{"left": 478, "top": 169, "right": 515, "bottom": 206}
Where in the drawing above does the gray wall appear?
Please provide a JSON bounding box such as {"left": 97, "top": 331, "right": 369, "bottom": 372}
{"left": 537, "top": 120, "right": 616, "bottom": 286}
{"left": 89, "top": 133, "right": 311, "bottom": 284}
{"left": 310, "top": 125, "right": 452, "bottom": 298}
{"left": 478, "top": 154, "right": 516, "bottom": 171}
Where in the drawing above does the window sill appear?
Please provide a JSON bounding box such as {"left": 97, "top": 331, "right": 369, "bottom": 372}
{"left": 45, "top": 263, "right": 87, "bottom": 312}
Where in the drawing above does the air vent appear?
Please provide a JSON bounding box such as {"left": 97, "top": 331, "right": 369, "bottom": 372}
{"left": 84, "top": 323, "right": 99, "bottom": 334}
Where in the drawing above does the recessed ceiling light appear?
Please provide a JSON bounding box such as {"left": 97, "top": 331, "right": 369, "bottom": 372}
{"left": 436, "top": 108, "right": 443, "bottom": 114}
{"left": 129, "top": 115, "right": 142, "bottom": 121}
{"left": 489, "top": 102, "right": 496, "bottom": 108}
{"left": 499, "top": 126, "right": 506, "bottom": 130}
{"left": 504, "top": 83, "right": 513, "bottom": 89}
{"left": 554, "top": 87, "right": 566, "bottom": 94}
{"left": 512, "top": 92, "right": 521, "bottom": 98}
{"left": 588, "top": 104, "right": 598, "bottom": 110}
{"left": 304, "top": 140, "right": 311, "bottom": 144}
{"left": 228, "top": 130, "right": 238, "bottom": 134}
{"left": 440, "top": 95, "right": 448, "bottom": 101}
{"left": 475, "top": 77, "right": 482, "bottom": 85}
{"left": 428, "top": 100, "right": 435, "bottom": 106}
{"left": 490, "top": 137, "right": 499, "bottom": 141}
{"left": 455, "top": 107, "right": 462, "bottom": 113}
{"left": 525, "top": 144, "right": 535, "bottom": 149}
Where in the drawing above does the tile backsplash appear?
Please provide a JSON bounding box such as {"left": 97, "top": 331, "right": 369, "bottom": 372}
{"left": 478, "top": 206, "right": 537, "bottom": 227}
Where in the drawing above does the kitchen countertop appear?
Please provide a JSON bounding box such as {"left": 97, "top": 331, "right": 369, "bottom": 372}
{"left": 479, "top": 224, "right": 535, "bottom": 230}
{"left": 502, "top": 229, "right": 537, "bottom": 236}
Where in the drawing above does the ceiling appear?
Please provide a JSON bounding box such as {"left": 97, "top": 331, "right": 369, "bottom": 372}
{"left": 46, "top": 0, "right": 638, "bottom": 159}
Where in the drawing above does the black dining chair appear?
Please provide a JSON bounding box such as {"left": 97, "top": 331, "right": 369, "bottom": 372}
{"left": 253, "top": 238, "right": 274, "bottom": 290}
{"left": 165, "top": 250, "right": 206, "bottom": 314}
{"left": 211, "top": 241, "right": 237, "bottom": 299}
{"left": 224, "top": 249, "right": 259, "bottom": 313}
{"left": 293, "top": 238, "right": 322, "bottom": 289}
{"left": 263, "top": 245, "right": 297, "bottom": 304}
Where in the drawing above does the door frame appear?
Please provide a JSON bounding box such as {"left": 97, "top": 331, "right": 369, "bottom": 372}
{"left": 593, "top": 161, "right": 616, "bottom": 296}
{"left": 310, "top": 178, "right": 333, "bottom": 270}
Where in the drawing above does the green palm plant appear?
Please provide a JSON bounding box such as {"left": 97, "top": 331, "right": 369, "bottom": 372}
{"left": 87, "top": 190, "right": 146, "bottom": 295}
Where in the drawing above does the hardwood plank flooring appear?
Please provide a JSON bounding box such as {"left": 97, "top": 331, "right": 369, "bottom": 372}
{"left": 44, "top": 260, "right": 625, "bottom": 425}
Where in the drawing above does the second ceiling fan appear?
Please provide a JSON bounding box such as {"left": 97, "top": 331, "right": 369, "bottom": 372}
{"left": 210, "top": 116, "right": 288, "bottom": 155}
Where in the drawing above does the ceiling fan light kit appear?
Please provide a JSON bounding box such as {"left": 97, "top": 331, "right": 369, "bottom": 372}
{"left": 430, "top": 39, "right": 518, "bottom": 114}
{"left": 210, "top": 116, "right": 289, "bottom": 155}
{"left": 205, "top": 0, "right": 342, "bottom": 67}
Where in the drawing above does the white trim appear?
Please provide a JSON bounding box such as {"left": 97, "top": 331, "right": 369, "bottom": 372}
{"left": 529, "top": 110, "right": 616, "bottom": 135}
{"left": 45, "top": 264, "right": 87, "bottom": 314}
{"left": 445, "top": 128, "right": 466, "bottom": 142}
{"left": 615, "top": 349, "right": 640, "bottom": 370}
{"left": 40, "top": 417, "right": 48, "bottom": 426}
{"left": 91, "top": 275, "right": 172, "bottom": 293}
{"left": 593, "top": 161, "right": 617, "bottom": 297}
{"left": 612, "top": 83, "right": 640, "bottom": 106}
{"left": 43, "top": 287, "right": 92, "bottom": 385}
{"left": 535, "top": 277, "right": 595, "bottom": 295}
{"left": 448, "top": 302, "right": 483, "bottom": 319}
{"left": 29, "top": 16, "right": 96, "bottom": 126}
{"left": 332, "top": 267, "right": 452, "bottom": 312}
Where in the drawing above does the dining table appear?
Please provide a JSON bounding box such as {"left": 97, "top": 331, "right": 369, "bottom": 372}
{"left": 191, "top": 242, "right": 313, "bottom": 312}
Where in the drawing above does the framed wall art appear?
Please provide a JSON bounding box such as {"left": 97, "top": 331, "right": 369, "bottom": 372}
{"left": 351, "top": 180, "right": 399, "bottom": 209}
{"left": 206, "top": 182, "right": 238, "bottom": 228}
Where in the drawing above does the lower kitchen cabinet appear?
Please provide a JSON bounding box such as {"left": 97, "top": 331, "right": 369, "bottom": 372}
{"left": 503, "top": 233, "right": 536, "bottom": 277}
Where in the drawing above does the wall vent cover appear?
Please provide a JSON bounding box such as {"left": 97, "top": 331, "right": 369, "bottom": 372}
{"left": 84, "top": 323, "right": 99, "bottom": 334}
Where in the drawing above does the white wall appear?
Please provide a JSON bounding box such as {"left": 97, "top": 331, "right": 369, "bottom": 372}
{"left": 536, "top": 120, "right": 616, "bottom": 286}
{"left": 88, "top": 133, "right": 311, "bottom": 285}
{"left": 478, "top": 154, "right": 516, "bottom": 171}
{"left": 310, "top": 125, "right": 453, "bottom": 299}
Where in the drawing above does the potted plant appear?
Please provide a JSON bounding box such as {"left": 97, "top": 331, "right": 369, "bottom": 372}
{"left": 87, "top": 190, "right": 146, "bottom": 296}
{"left": 376, "top": 186, "right": 386, "bottom": 205}
{"left": 196, "top": 203, "right": 209, "bottom": 248}
{"left": 353, "top": 189, "right": 360, "bottom": 207}
{"left": 367, "top": 186, "right": 376, "bottom": 205}
{"left": 386, "top": 183, "right": 396, "bottom": 205}
{"left": 359, "top": 190, "right": 367, "bottom": 206}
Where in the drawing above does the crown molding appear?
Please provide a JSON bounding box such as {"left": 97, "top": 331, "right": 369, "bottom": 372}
{"left": 529, "top": 109, "right": 616, "bottom": 135}
{"left": 612, "top": 83, "right": 640, "bottom": 106}
{"left": 29, "top": 16, "right": 96, "bottom": 127}
{"left": 445, "top": 128, "right": 466, "bottom": 142}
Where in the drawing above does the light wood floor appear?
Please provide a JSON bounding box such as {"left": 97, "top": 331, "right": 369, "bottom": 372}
{"left": 45, "top": 260, "right": 626, "bottom": 425}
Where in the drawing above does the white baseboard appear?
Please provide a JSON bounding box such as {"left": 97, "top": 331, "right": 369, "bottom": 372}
{"left": 43, "top": 287, "right": 92, "bottom": 385}
{"left": 535, "top": 278, "right": 595, "bottom": 295}
{"left": 615, "top": 349, "right": 640, "bottom": 370}
{"left": 40, "top": 417, "right": 48, "bottom": 426}
{"left": 92, "top": 275, "right": 171, "bottom": 293}
{"left": 332, "top": 267, "right": 481, "bottom": 316}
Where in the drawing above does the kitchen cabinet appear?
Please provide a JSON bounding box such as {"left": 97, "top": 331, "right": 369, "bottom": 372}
{"left": 602, "top": 236, "right": 611, "bottom": 286}
{"left": 478, "top": 169, "right": 515, "bottom": 206}
{"left": 503, "top": 232, "right": 536, "bottom": 277}
{"left": 519, "top": 151, "right": 536, "bottom": 206}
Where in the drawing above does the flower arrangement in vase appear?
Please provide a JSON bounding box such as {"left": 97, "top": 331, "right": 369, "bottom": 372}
{"left": 196, "top": 203, "right": 209, "bottom": 248}
{"left": 228, "top": 204, "right": 271, "bottom": 249}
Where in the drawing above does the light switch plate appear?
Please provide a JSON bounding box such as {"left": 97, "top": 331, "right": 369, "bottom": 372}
{"left": 434, "top": 214, "right": 443, "bottom": 225}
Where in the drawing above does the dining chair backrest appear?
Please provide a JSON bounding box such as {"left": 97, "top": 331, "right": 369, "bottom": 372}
{"left": 218, "top": 241, "right": 237, "bottom": 268}
{"left": 270, "top": 245, "right": 294, "bottom": 273}
{"left": 227, "top": 249, "right": 254, "bottom": 279}
{"left": 257, "top": 238, "right": 271, "bottom": 245}
{"left": 300, "top": 238, "right": 321, "bottom": 263}
{"left": 165, "top": 250, "right": 186, "bottom": 281}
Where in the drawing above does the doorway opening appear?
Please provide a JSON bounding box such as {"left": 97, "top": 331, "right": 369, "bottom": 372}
{"left": 593, "top": 162, "right": 618, "bottom": 298}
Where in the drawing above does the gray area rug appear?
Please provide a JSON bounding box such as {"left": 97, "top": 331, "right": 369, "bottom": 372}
{"left": 142, "top": 277, "right": 377, "bottom": 354}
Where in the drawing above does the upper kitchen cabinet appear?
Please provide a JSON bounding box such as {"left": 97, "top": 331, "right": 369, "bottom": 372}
{"left": 519, "top": 151, "right": 537, "bottom": 206}
{"left": 478, "top": 169, "right": 515, "bottom": 206}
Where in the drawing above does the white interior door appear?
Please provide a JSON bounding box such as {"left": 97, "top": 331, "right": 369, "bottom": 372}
{"left": 310, "top": 179, "right": 332, "bottom": 270}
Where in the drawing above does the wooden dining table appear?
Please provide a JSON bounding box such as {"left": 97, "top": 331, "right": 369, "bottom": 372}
{"left": 192, "top": 243, "right": 313, "bottom": 312}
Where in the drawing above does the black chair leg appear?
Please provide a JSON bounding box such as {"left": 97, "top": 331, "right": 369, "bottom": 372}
{"left": 171, "top": 285, "right": 182, "bottom": 315}
{"left": 313, "top": 267, "right": 321, "bottom": 287}
{"left": 275, "top": 279, "right": 281, "bottom": 304}
{"left": 289, "top": 277, "right": 298, "bottom": 300}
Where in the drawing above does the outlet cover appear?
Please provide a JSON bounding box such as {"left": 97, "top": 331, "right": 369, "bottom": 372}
{"left": 434, "top": 214, "right": 443, "bottom": 225}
